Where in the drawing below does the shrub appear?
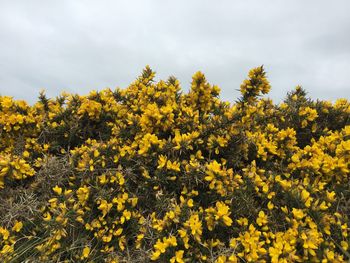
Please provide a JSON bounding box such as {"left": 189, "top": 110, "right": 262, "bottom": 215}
{"left": 0, "top": 66, "right": 349, "bottom": 262}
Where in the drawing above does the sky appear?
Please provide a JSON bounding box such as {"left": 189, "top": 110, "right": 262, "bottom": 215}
{"left": 0, "top": 0, "right": 349, "bottom": 104}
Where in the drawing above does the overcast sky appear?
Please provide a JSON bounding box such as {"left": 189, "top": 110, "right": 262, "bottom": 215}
{"left": 0, "top": 0, "right": 349, "bottom": 104}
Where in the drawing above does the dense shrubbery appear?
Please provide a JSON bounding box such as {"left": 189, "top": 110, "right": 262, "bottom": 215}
{"left": 0, "top": 66, "right": 349, "bottom": 262}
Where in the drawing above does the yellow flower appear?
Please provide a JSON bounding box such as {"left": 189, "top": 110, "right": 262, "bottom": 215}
{"left": 256, "top": 211, "right": 268, "bottom": 226}
{"left": 98, "top": 174, "right": 108, "bottom": 185}
{"left": 154, "top": 239, "right": 167, "bottom": 253}
{"left": 269, "top": 246, "right": 282, "bottom": 263}
{"left": 93, "top": 149, "right": 100, "bottom": 158}
{"left": 12, "top": 221, "right": 23, "bottom": 232}
{"left": 340, "top": 240, "right": 348, "bottom": 251}
{"left": 267, "top": 201, "right": 274, "bottom": 210}
{"left": 129, "top": 197, "right": 138, "bottom": 207}
{"left": 98, "top": 199, "right": 113, "bottom": 217}
{"left": 116, "top": 172, "right": 125, "bottom": 186}
{"left": 114, "top": 228, "right": 123, "bottom": 236}
{"left": 1, "top": 244, "right": 13, "bottom": 255}
{"left": 76, "top": 216, "right": 84, "bottom": 224}
{"left": 0, "top": 227, "right": 10, "bottom": 240}
{"left": 157, "top": 155, "right": 167, "bottom": 169}
{"left": 151, "top": 237, "right": 175, "bottom": 260}
{"left": 292, "top": 208, "right": 305, "bottom": 220}
{"left": 319, "top": 201, "right": 328, "bottom": 211}
{"left": 281, "top": 206, "right": 288, "bottom": 214}
{"left": 151, "top": 250, "right": 162, "bottom": 261}
{"left": 228, "top": 254, "right": 238, "bottom": 263}
{"left": 326, "top": 191, "right": 336, "bottom": 202}
{"left": 119, "top": 236, "right": 126, "bottom": 251}
{"left": 77, "top": 185, "right": 90, "bottom": 204}
{"left": 301, "top": 189, "right": 310, "bottom": 200}
{"left": 52, "top": 185, "right": 62, "bottom": 195}
{"left": 170, "top": 250, "right": 184, "bottom": 263}
{"left": 102, "top": 233, "right": 112, "bottom": 243}
{"left": 187, "top": 199, "right": 194, "bottom": 208}
{"left": 166, "top": 236, "right": 178, "bottom": 247}
{"left": 43, "top": 212, "right": 52, "bottom": 221}
{"left": 81, "top": 246, "right": 90, "bottom": 259}
{"left": 325, "top": 249, "right": 334, "bottom": 260}
{"left": 216, "top": 255, "right": 227, "bottom": 263}
{"left": 215, "top": 201, "right": 233, "bottom": 226}
{"left": 121, "top": 210, "right": 131, "bottom": 223}
{"left": 206, "top": 160, "right": 223, "bottom": 176}
{"left": 166, "top": 160, "right": 181, "bottom": 172}
{"left": 184, "top": 214, "right": 202, "bottom": 240}
{"left": 236, "top": 217, "right": 248, "bottom": 226}
{"left": 136, "top": 233, "right": 144, "bottom": 249}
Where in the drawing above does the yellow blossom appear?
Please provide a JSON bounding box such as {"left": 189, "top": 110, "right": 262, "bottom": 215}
{"left": 81, "top": 246, "right": 90, "bottom": 259}
{"left": 52, "top": 185, "right": 62, "bottom": 195}
{"left": 12, "top": 221, "right": 23, "bottom": 232}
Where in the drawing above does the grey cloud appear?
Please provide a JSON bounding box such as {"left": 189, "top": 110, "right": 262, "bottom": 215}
{"left": 0, "top": 0, "right": 349, "bottom": 104}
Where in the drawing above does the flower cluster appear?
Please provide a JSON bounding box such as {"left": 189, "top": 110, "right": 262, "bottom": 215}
{"left": 0, "top": 66, "right": 349, "bottom": 262}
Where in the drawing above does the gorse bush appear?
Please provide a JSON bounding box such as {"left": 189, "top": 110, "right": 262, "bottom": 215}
{"left": 0, "top": 66, "right": 349, "bottom": 262}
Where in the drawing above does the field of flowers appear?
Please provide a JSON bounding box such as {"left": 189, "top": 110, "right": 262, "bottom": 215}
{"left": 0, "top": 66, "right": 349, "bottom": 262}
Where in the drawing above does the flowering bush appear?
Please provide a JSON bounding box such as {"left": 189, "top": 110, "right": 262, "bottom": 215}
{"left": 0, "top": 66, "right": 349, "bottom": 262}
